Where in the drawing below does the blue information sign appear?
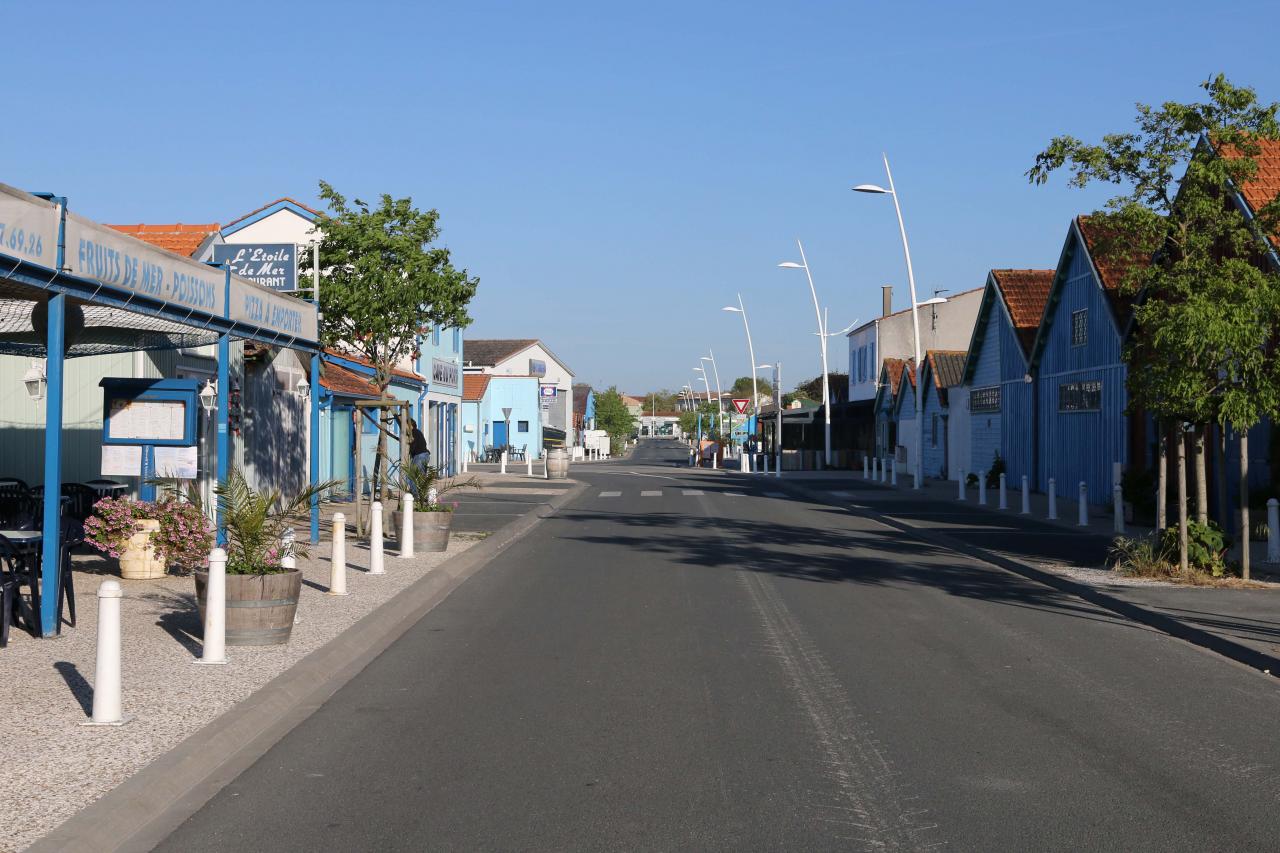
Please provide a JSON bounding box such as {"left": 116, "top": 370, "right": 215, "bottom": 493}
{"left": 212, "top": 243, "right": 297, "bottom": 291}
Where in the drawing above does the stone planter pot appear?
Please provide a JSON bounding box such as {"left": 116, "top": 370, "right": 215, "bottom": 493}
{"left": 119, "top": 519, "right": 167, "bottom": 580}
{"left": 392, "top": 508, "right": 453, "bottom": 552}
{"left": 195, "top": 569, "right": 302, "bottom": 646}
{"left": 547, "top": 447, "right": 570, "bottom": 480}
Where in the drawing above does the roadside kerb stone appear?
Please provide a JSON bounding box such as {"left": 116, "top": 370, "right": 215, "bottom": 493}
{"left": 19, "top": 479, "right": 586, "bottom": 853}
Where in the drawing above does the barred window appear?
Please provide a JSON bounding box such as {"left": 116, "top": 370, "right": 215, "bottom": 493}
{"left": 1071, "top": 309, "right": 1088, "bottom": 346}
{"left": 931, "top": 413, "right": 939, "bottom": 447}
{"left": 1059, "top": 380, "right": 1102, "bottom": 412}
{"left": 970, "top": 385, "right": 1000, "bottom": 412}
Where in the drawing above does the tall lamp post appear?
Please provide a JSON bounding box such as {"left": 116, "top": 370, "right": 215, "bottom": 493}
{"left": 759, "top": 362, "right": 782, "bottom": 477}
{"left": 855, "top": 153, "right": 923, "bottom": 488}
{"left": 779, "top": 240, "right": 831, "bottom": 467}
{"left": 722, "top": 294, "right": 758, "bottom": 417}
{"left": 694, "top": 368, "right": 711, "bottom": 404}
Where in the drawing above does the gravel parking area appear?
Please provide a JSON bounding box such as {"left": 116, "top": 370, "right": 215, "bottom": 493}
{"left": 0, "top": 522, "right": 474, "bottom": 853}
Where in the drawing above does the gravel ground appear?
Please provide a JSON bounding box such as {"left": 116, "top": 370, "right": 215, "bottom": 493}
{"left": 1034, "top": 560, "right": 1280, "bottom": 590}
{"left": 1, "top": 526, "right": 474, "bottom": 853}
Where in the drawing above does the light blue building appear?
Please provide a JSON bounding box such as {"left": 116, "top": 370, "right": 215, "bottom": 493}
{"left": 918, "top": 350, "right": 967, "bottom": 480}
{"left": 873, "top": 358, "right": 909, "bottom": 460}
{"left": 462, "top": 374, "right": 543, "bottom": 460}
{"left": 961, "top": 269, "right": 1054, "bottom": 487}
{"left": 416, "top": 324, "right": 463, "bottom": 476}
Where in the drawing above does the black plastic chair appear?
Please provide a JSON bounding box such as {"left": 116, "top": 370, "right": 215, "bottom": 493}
{"left": 0, "top": 535, "right": 19, "bottom": 648}
{"left": 0, "top": 480, "right": 34, "bottom": 530}
{"left": 61, "top": 483, "right": 101, "bottom": 523}
{"left": 3, "top": 519, "right": 77, "bottom": 637}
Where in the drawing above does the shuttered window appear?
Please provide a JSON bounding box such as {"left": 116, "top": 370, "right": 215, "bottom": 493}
{"left": 970, "top": 385, "right": 1000, "bottom": 412}
{"left": 1071, "top": 309, "right": 1088, "bottom": 346}
{"left": 1059, "top": 380, "right": 1102, "bottom": 412}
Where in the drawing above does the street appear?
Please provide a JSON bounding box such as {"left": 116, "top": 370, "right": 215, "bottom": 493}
{"left": 153, "top": 440, "right": 1280, "bottom": 852}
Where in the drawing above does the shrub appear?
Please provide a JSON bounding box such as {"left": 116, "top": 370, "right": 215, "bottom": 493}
{"left": 985, "top": 453, "right": 1006, "bottom": 489}
{"left": 1109, "top": 536, "right": 1177, "bottom": 579}
{"left": 1159, "top": 519, "right": 1230, "bottom": 576}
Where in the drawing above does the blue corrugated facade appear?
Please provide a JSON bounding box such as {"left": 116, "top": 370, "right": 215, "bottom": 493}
{"left": 1032, "top": 223, "right": 1128, "bottom": 505}
{"left": 920, "top": 364, "right": 948, "bottom": 479}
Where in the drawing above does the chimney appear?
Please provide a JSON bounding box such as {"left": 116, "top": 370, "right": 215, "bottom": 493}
{"left": 881, "top": 285, "right": 893, "bottom": 317}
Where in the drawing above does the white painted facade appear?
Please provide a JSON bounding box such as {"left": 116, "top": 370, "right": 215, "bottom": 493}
{"left": 478, "top": 343, "right": 575, "bottom": 446}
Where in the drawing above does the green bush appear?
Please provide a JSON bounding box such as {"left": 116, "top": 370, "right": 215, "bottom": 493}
{"left": 1160, "top": 519, "right": 1230, "bottom": 576}
{"left": 985, "top": 453, "right": 1006, "bottom": 489}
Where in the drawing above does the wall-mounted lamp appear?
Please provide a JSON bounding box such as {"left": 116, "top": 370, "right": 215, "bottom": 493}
{"left": 295, "top": 375, "right": 311, "bottom": 400}
{"left": 199, "top": 380, "right": 217, "bottom": 413}
{"left": 22, "top": 361, "right": 46, "bottom": 403}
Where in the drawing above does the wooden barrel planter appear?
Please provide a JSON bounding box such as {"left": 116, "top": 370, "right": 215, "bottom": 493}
{"left": 391, "top": 508, "right": 453, "bottom": 553}
{"left": 195, "top": 569, "right": 302, "bottom": 646}
{"left": 119, "top": 519, "right": 167, "bottom": 580}
{"left": 547, "top": 448, "right": 570, "bottom": 480}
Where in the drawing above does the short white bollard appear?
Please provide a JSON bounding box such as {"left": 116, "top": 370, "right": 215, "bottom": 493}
{"left": 86, "top": 579, "right": 125, "bottom": 725}
{"left": 712, "top": 450, "right": 718, "bottom": 470}
{"left": 689, "top": 448, "right": 696, "bottom": 468}
{"left": 998, "top": 473, "right": 1008, "bottom": 510}
{"left": 958, "top": 471, "right": 966, "bottom": 501}
{"left": 329, "top": 512, "right": 348, "bottom": 595}
{"left": 880, "top": 458, "right": 888, "bottom": 483}
{"left": 400, "top": 493, "right": 415, "bottom": 558}
{"left": 1020, "top": 475, "right": 1030, "bottom": 514}
{"left": 863, "top": 457, "right": 869, "bottom": 479}
{"left": 978, "top": 472, "right": 987, "bottom": 506}
{"left": 1268, "top": 499, "right": 1280, "bottom": 564}
{"left": 890, "top": 458, "right": 898, "bottom": 486}
{"left": 281, "top": 527, "right": 296, "bottom": 571}
{"left": 1113, "top": 484, "right": 1125, "bottom": 534}
{"left": 461, "top": 455, "right": 468, "bottom": 473}
{"left": 1048, "top": 478, "right": 1058, "bottom": 520}
{"left": 763, "top": 453, "right": 770, "bottom": 474}
{"left": 1078, "top": 481, "right": 1088, "bottom": 527}
{"left": 526, "top": 454, "right": 533, "bottom": 476}
{"left": 499, "top": 451, "right": 507, "bottom": 474}
{"left": 740, "top": 451, "right": 749, "bottom": 473}
{"left": 369, "top": 501, "right": 386, "bottom": 575}
{"left": 197, "top": 547, "right": 227, "bottom": 666}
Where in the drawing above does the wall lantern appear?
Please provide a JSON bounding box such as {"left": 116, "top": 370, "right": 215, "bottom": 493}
{"left": 22, "top": 360, "right": 46, "bottom": 403}
{"left": 295, "top": 375, "right": 311, "bottom": 400}
{"left": 199, "top": 380, "right": 217, "bottom": 413}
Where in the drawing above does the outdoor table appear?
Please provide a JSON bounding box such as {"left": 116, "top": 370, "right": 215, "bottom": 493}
{"left": 83, "top": 481, "right": 128, "bottom": 499}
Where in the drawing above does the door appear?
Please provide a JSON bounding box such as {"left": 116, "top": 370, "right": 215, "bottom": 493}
{"left": 331, "top": 407, "right": 353, "bottom": 498}
{"left": 493, "top": 420, "right": 508, "bottom": 449}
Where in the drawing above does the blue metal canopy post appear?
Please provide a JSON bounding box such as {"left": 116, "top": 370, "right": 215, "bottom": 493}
{"left": 39, "top": 293, "right": 65, "bottom": 636}
{"left": 215, "top": 332, "right": 229, "bottom": 545}
{"left": 309, "top": 352, "right": 320, "bottom": 544}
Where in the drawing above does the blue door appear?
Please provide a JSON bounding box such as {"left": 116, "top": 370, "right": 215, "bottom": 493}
{"left": 493, "top": 420, "right": 507, "bottom": 449}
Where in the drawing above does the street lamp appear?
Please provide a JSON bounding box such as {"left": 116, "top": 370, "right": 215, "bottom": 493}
{"left": 693, "top": 368, "right": 712, "bottom": 404}
{"left": 722, "top": 294, "right": 758, "bottom": 417}
{"left": 758, "top": 362, "right": 782, "bottom": 477}
{"left": 778, "top": 240, "right": 832, "bottom": 467}
{"left": 198, "top": 379, "right": 217, "bottom": 414}
{"left": 855, "top": 152, "right": 923, "bottom": 488}
{"left": 701, "top": 352, "right": 725, "bottom": 446}
{"left": 22, "top": 360, "right": 47, "bottom": 404}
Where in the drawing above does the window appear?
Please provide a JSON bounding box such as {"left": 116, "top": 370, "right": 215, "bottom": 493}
{"left": 969, "top": 385, "right": 1000, "bottom": 412}
{"left": 931, "top": 413, "right": 939, "bottom": 447}
{"left": 517, "top": 420, "right": 529, "bottom": 433}
{"left": 1059, "top": 380, "right": 1102, "bottom": 412}
{"left": 1071, "top": 309, "right": 1088, "bottom": 346}
{"left": 452, "top": 327, "right": 460, "bottom": 353}
{"left": 432, "top": 325, "right": 441, "bottom": 346}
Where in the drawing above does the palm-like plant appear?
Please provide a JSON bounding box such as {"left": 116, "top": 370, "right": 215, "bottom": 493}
{"left": 397, "top": 462, "right": 480, "bottom": 510}
{"left": 215, "top": 467, "right": 337, "bottom": 574}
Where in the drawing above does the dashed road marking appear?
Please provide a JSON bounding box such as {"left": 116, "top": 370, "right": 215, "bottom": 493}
{"left": 682, "top": 490, "right": 704, "bottom": 496}
{"left": 641, "top": 490, "right": 662, "bottom": 497}
{"left": 599, "top": 491, "right": 621, "bottom": 498}
{"left": 830, "top": 490, "right": 853, "bottom": 498}
{"left": 725, "top": 492, "right": 745, "bottom": 497}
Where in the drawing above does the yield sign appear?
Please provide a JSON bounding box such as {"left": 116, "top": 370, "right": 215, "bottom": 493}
{"left": 731, "top": 398, "right": 750, "bottom": 415}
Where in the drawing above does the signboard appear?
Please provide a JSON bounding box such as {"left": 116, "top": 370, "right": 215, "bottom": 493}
{"left": 0, "top": 184, "right": 60, "bottom": 271}
{"left": 101, "top": 445, "right": 142, "bottom": 477}
{"left": 431, "top": 357, "right": 459, "bottom": 390}
{"left": 539, "top": 385, "right": 558, "bottom": 398}
{"left": 154, "top": 445, "right": 199, "bottom": 479}
{"left": 65, "top": 212, "right": 225, "bottom": 317}
{"left": 100, "top": 378, "right": 199, "bottom": 446}
{"left": 228, "top": 276, "right": 318, "bottom": 342}
{"left": 528, "top": 359, "right": 547, "bottom": 377}
{"left": 211, "top": 243, "right": 296, "bottom": 291}
{"left": 732, "top": 398, "right": 750, "bottom": 414}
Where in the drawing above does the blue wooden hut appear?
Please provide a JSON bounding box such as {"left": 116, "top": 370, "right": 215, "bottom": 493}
{"left": 1028, "top": 218, "right": 1140, "bottom": 505}
{"left": 960, "top": 269, "right": 1055, "bottom": 486}
{"left": 919, "top": 350, "right": 968, "bottom": 480}
{"left": 891, "top": 360, "right": 918, "bottom": 472}
{"left": 873, "top": 357, "right": 909, "bottom": 461}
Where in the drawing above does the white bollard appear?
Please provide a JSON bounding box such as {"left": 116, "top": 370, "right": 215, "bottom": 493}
{"left": 740, "top": 451, "right": 749, "bottom": 472}
{"left": 998, "top": 473, "right": 1008, "bottom": 510}
{"left": 461, "top": 455, "right": 468, "bottom": 473}
{"left": 499, "top": 451, "right": 507, "bottom": 474}
{"left": 1078, "top": 481, "right": 1088, "bottom": 526}
{"left": 890, "top": 457, "right": 898, "bottom": 486}
{"left": 400, "top": 493, "right": 414, "bottom": 558}
{"left": 526, "top": 453, "right": 533, "bottom": 476}
{"left": 1113, "top": 483, "right": 1125, "bottom": 534}
{"left": 1267, "top": 499, "right": 1279, "bottom": 564}
{"left": 1020, "top": 475, "right": 1030, "bottom": 514}
{"left": 280, "top": 527, "right": 296, "bottom": 571}
{"left": 880, "top": 458, "right": 888, "bottom": 483}
{"left": 712, "top": 450, "right": 718, "bottom": 470}
{"left": 763, "top": 453, "right": 770, "bottom": 474}
{"left": 958, "top": 471, "right": 966, "bottom": 501}
{"left": 863, "top": 457, "right": 870, "bottom": 479}
{"left": 1048, "top": 478, "right": 1058, "bottom": 520}
{"left": 87, "top": 579, "right": 125, "bottom": 724}
{"left": 369, "top": 501, "right": 386, "bottom": 575}
{"left": 198, "top": 548, "right": 227, "bottom": 665}
{"left": 978, "top": 472, "right": 988, "bottom": 506}
{"left": 329, "top": 512, "right": 348, "bottom": 595}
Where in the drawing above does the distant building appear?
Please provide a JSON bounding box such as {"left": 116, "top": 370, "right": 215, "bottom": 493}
{"left": 464, "top": 339, "right": 575, "bottom": 448}
{"left": 918, "top": 350, "right": 968, "bottom": 480}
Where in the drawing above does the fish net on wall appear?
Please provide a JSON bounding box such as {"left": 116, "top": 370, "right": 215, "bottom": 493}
{"left": 0, "top": 277, "right": 221, "bottom": 358}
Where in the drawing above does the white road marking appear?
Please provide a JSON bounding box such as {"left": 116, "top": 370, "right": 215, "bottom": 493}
{"left": 641, "top": 490, "right": 662, "bottom": 497}
{"left": 830, "top": 490, "right": 853, "bottom": 498}
{"left": 725, "top": 492, "right": 745, "bottom": 497}
{"left": 682, "top": 490, "right": 704, "bottom": 496}
{"left": 599, "top": 491, "right": 621, "bottom": 498}
{"left": 764, "top": 491, "right": 787, "bottom": 498}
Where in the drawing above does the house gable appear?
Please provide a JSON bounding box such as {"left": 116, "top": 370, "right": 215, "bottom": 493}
{"left": 1032, "top": 221, "right": 1125, "bottom": 376}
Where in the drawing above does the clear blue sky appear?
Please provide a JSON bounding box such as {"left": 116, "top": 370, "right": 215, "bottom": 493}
{"left": 7, "top": 1, "right": 1278, "bottom": 394}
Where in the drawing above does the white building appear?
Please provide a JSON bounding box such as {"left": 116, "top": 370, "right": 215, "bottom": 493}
{"left": 847, "top": 285, "right": 983, "bottom": 403}
{"left": 463, "top": 340, "right": 575, "bottom": 448}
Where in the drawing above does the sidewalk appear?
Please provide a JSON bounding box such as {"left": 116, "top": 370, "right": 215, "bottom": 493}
{"left": 737, "top": 468, "right": 1280, "bottom": 675}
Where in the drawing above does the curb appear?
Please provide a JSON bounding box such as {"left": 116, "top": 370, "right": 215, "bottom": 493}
{"left": 756, "top": 474, "right": 1280, "bottom": 677}
{"left": 29, "top": 480, "right": 589, "bottom": 853}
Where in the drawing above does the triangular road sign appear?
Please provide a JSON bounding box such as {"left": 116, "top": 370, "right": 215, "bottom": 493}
{"left": 732, "top": 398, "right": 750, "bottom": 415}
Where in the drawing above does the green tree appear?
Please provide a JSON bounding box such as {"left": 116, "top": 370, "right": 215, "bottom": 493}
{"left": 1029, "top": 75, "right": 1280, "bottom": 577}
{"left": 594, "top": 387, "right": 637, "bottom": 447}
{"left": 641, "top": 390, "right": 680, "bottom": 413}
{"left": 729, "top": 375, "right": 773, "bottom": 400}
{"left": 314, "top": 181, "right": 479, "bottom": 499}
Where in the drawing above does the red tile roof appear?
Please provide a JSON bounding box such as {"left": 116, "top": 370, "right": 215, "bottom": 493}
{"left": 990, "top": 269, "right": 1054, "bottom": 354}
{"left": 1216, "top": 137, "right": 1280, "bottom": 248}
{"left": 462, "top": 374, "right": 491, "bottom": 402}
{"left": 320, "top": 360, "right": 379, "bottom": 398}
{"left": 1076, "top": 216, "right": 1147, "bottom": 323}
{"left": 925, "top": 350, "right": 967, "bottom": 391}
{"left": 107, "top": 223, "right": 219, "bottom": 258}
{"left": 882, "top": 357, "right": 908, "bottom": 397}
{"left": 324, "top": 347, "right": 423, "bottom": 382}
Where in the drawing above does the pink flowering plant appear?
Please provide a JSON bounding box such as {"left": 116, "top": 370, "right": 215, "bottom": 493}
{"left": 83, "top": 496, "right": 144, "bottom": 559}
{"left": 84, "top": 495, "right": 213, "bottom": 574}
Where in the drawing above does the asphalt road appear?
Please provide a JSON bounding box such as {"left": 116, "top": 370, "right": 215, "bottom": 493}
{"left": 154, "top": 440, "right": 1280, "bottom": 852}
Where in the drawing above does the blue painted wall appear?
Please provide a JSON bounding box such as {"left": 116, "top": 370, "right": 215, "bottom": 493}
{"left": 920, "top": 373, "right": 948, "bottom": 479}
{"left": 967, "top": 303, "right": 1002, "bottom": 480}
{"left": 1036, "top": 233, "right": 1127, "bottom": 504}
{"left": 461, "top": 376, "right": 543, "bottom": 459}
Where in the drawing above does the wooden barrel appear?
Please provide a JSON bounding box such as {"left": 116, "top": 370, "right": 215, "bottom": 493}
{"left": 393, "top": 508, "right": 453, "bottom": 552}
{"left": 195, "top": 569, "right": 302, "bottom": 646}
{"left": 547, "top": 448, "right": 570, "bottom": 480}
